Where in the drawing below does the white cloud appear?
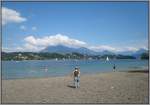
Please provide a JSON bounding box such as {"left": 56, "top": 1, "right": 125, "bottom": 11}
{"left": 32, "top": 26, "right": 37, "bottom": 31}
{"left": 89, "top": 45, "right": 117, "bottom": 52}
{"left": 20, "top": 25, "right": 26, "bottom": 30}
{"left": 2, "top": 47, "right": 11, "bottom": 52}
{"left": 2, "top": 34, "right": 148, "bottom": 52}
{"left": 23, "top": 43, "right": 44, "bottom": 51}
{"left": 124, "top": 47, "right": 138, "bottom": 52}
{"left": 2, "top": 47, "right": 23, "bottom": 52}
{"left": 23, "top": 34, "right": 144, "bottom": 52}
{"left": 89, "top": 45, "right": 142, "bottom": 53}
{"left": 24, "top": 34, "right": 86, "bottom": 47}
{"left": 22, "top": 34, "right": 87, "bottom": 52}
{"left": 2, "top": 7, "right": 26, "bottom": 25}
{"left": 142, "top": 46, "right": 148, "bottom": 50}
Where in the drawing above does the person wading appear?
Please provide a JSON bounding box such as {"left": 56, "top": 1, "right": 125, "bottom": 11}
{"left": 113, "top": 64, "right": 116, "bottom": 72}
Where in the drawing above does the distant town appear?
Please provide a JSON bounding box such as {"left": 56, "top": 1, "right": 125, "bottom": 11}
{"left": 2, "top": 51, "right": 148, "bottom": 61}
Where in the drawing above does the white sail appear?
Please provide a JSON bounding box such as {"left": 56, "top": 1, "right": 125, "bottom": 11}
{"left": 106, "top": 56, "right": 109, "bottom": 61}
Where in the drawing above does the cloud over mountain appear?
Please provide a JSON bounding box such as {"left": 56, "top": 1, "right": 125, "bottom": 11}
{"left": 23, "top": 34, "right": 87, "bottom": 52}
{"left": 2, "top": 34, "right": 148, "bottom": 53}
{"left": 2, "top": 7, "right": 26, "bottom": 25}
{"left": 89, "top": 45, "right": 117, "bottom": 52}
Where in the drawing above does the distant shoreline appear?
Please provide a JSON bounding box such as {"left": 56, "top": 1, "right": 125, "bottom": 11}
{"left": 2, "top": 51, "right": 149, "bottom": 61}
{"left": 2, "top": 59, "right": 149, "bottom": 61}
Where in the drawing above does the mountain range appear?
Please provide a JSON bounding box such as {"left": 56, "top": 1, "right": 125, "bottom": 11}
{"left": 41, "top": 45, "right": 96, "bottom": 55}
{"left": 41, "top": 45, "right": 148, "bottom": 58}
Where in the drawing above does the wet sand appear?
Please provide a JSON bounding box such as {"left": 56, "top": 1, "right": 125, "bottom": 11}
{"left": 2, "top": 71, "right": 149, "bottom": 104}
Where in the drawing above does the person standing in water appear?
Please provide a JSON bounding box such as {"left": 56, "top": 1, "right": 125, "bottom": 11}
{"left": 73, "top": 67, "right": 80, "bottom": 88}
{"left": 113, "top": 64, "right": 116, "bottom": 72}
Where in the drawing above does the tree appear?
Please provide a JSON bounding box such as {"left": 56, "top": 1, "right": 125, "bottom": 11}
{"left": 141, "top": 52, "right": 149, "bottom": 59}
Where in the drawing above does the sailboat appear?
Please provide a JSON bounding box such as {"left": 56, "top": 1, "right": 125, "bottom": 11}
{"left": 106, "top": 56, "right": 109, "bottom": 61}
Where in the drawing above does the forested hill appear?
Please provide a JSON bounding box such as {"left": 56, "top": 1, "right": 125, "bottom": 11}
{"left": 2, "top": 52, "right": 148, "bottom": 61}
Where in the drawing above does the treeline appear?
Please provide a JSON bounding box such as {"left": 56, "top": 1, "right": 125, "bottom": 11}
{"left": 140, "top": 52, "right": 149, "bottom": 59}
{"left": 1, "top": 52, "right": 148, "bottom": 61}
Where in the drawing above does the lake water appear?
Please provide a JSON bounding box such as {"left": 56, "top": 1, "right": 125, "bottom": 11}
{"left": 2, "top": 59, "right": 149, "bottom": 80}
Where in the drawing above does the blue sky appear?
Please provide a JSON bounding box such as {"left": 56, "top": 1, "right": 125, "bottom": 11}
{"left": 2, "top": 2, "right": 148, "bottom": 52}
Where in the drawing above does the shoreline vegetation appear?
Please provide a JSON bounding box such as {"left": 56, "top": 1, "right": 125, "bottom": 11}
{"left": 2, "top": 52, "right": 149, "bottom": 61}
{"left": 2, "top": 70, "right": 148, "bottom": 104}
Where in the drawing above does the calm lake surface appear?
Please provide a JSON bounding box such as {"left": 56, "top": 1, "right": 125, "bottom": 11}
{"left": 2, "top": 59, "right": 149, "bottom": 80}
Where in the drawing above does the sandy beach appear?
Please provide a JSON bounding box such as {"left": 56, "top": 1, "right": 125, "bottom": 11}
{"left": 2, "top": 71, "right": 149, "bottom": 104}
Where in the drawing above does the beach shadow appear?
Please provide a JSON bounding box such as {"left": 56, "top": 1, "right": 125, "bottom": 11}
{"left": 67, "top": 85, "right": 75, "bottom": 88}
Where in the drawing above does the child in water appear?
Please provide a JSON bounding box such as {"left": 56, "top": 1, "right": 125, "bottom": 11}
{"left": 113, "top": 64, "right": 116, "bottom": 72}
